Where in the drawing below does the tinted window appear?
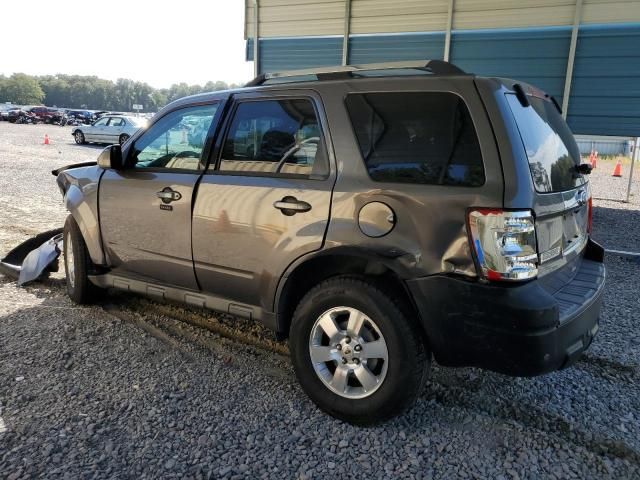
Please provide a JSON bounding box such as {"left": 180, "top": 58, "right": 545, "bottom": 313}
{"left": 506, "top": 94, "right": 584, "bottom": 193}
{"left": 108, "top": 117, "right": 124, "bottom": 127}
{"left": 93, "top": 118, "right": 109, "bottom": 126}
{"left": 345, "top": 92, "right": 484, "bottom": 186}
{"left": 129, "top": 104, "right": 218, "bottom": 171}
{"left": 219, "top": 99, "right": 328, "bottom": 178}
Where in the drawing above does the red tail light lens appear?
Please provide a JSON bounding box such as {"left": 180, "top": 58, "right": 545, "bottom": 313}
{"left": 587, "top": 196, "right": 593, "bottom": 234}
{"left": 468, "top": 209, "right": 539, "bottom": 281}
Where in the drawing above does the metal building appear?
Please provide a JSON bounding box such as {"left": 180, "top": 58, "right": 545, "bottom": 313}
{"left": 245, "top": 0, "right": 640, "bottom": 137}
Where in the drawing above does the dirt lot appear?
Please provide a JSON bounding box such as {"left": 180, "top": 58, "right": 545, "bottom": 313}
{"left": 1, "top": 121, "right": 639, "bottom": 479}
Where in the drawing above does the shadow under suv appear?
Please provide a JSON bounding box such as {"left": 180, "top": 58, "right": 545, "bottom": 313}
{"left": 54, "top": 60, "right": 605, "bottom": 425}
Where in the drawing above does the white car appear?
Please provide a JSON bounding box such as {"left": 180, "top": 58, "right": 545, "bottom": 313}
{"left": 72, "top": 115, "right": 147, "bottom": 146}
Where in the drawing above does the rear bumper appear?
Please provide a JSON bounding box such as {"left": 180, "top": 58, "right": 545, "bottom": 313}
{"left": 407, "top": 240, "right": 606, "bottom": 376}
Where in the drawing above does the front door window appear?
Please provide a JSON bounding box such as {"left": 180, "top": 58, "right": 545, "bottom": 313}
{"left": 129, "top": 104, "right": 218, "bottom": 171}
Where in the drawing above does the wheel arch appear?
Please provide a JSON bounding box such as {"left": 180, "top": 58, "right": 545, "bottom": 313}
{"left": 274, "top": 247, "right": 423, "bottom": 339}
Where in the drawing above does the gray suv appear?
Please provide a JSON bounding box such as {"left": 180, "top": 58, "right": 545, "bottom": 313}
{"left": 54, "top": 60, "right": 605, "bottom": 425}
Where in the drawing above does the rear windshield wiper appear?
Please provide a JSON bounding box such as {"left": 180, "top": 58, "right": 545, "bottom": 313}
{"left": 575, "top": 163, "right": 593, "bottom": 175}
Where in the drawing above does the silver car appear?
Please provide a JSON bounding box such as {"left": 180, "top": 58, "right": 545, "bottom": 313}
{"left": 72, "top": 115, "right": 146, "bottom": 146}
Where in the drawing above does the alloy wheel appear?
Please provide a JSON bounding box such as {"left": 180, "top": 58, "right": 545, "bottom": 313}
{"left": 308, "top": 306, "right": 389, "bottom": 399}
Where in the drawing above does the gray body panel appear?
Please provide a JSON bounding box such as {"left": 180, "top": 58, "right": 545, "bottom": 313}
{"left": 56, "top": 72, "right": 589, "bottom": 336}
{"left": 192, "top": 89, "right": 336, "bottom": 312}
{"left": 308, "top": 77, "right": 503, "bottom": 282}
{"left": 57, "top": 165, "right": 106, "bottom": 265}
{"left": 98, "top": 170, "right": 200, "bottom": 289}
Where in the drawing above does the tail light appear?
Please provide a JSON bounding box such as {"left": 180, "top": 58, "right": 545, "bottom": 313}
{"left": 468, "top": 209, "right": 538, "bottom": 281}
{"left": 587, "top": 196, "right": 593, "bottom": 234}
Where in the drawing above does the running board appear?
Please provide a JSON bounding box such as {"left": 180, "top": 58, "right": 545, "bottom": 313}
{"left": 88, "top": 273, "right": 263, "bottom": 323}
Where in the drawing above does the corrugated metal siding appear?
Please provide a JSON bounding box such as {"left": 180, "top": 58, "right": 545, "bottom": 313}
{"left": 246, "top": 0, "right": 344, "bottom": 37}
{"left": 247, "top": 37, "right": 343, "bottom": 72}
{"left": 348, "top": 33, "right": 445, "bottom": 64}
{"left": 582, "top": 0, "right": 640, "bottom": 24}
{"left": 350, "top": 0, "right": 448, "bottom": 34}
{"left": 245, "top": 0, "right": 640, "bottom": 39}
{"left": 453, "top": 0, "right": 576, "bottom": 30}
{"left": 450, "top": 27, "right": 571, "bottom": 102}
{"left": 567, "top": 24, "right": 640, "bottom": 136}
{"left": 574, "top": 135, "right": 633, "bottom": 156}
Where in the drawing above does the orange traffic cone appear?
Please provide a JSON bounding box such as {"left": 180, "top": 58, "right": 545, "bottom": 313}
{"left": 43, "top": 134, "right": 50, "bottom": 145}
{"left": 612, "top": 159, "right": 622, "bottom": 177}
{"left": 592, "top": 150, "right": 598, "bottom": 169}
{"left": 589, "top": 150, "right": 595, "bottom": 167}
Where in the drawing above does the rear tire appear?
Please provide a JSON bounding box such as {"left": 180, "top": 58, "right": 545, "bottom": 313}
{"left": 63, "top": 215, "right": 100, "bottom": 304}
{"left": 289, "top": 276, "right": 430, "bottom": 425}
{"left": 119, "top": 134, "right": 130, "bottom": 146}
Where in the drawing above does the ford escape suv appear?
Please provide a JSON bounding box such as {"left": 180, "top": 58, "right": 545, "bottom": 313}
{"left": 54, "top": 60, "right": 605, "bottom": 425}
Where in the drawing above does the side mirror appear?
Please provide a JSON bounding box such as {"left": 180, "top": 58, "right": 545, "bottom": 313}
{"left": 97, "top": 144, "right": 124, "bottom": 170}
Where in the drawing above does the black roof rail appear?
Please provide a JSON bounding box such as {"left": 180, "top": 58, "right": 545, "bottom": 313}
{"left": 244, "top": 59, "right": 467, "bottom": 87}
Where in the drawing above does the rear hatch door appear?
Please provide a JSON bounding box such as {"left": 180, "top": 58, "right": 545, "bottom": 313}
{"left": 504, "top": 91, "right": 589, "bottom": 276}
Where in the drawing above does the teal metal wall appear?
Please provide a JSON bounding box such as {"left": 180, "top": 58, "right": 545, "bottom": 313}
{"left": 568, "top": 24, "right": 640, "bottom": 136}
{"left": 246, "top": 23, "right": 640, "bottom": 136}
{"left": 349, "top": 33, "right": 445, "bottom": 64}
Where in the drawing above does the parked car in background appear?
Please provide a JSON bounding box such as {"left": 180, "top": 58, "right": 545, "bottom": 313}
{"left": 6, "top": 107, "right": 25, "bottom": 123}
{"left": 0, "top": 104, "right": 18, "bottom": 121}
{"left": 25, "top": 106, "right": 64, "bottom": 124}
{"left": 65, "top": 110, "right": 94, "bottom": 124}
{"left": 72, "top": 115, "right": 147, "bottom": 145}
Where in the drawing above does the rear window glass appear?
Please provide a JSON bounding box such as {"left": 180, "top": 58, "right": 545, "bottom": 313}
{"left": 506, "top": 93, "right": 585, "bottom": 193}
{"left": 345, "top": 92, "right": 484, "bottom": 186}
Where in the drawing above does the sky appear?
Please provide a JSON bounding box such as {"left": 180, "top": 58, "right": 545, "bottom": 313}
{"left": 0, "top": 0, "right": 254, "bottom": 88}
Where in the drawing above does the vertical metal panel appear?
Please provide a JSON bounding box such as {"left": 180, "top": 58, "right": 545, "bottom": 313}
{"left": 253, "top": 0, "right": 260, "bottom": 77}
{"left": 342, "top": 0, "right": 351, "bottom": 65}
{"left": 561, "top": 0, "right": 583, "bottom": 118}
{"left": 348, "top": 33, "right": 446, "bottom": 64}
{"left": 443, "top": 0, "right": 455, "bottom": 61}
{"left": 567, "top": 24, "right": 640, "bottom": 136}
{"left": 450, "top": 27, "right": 571, "bottom": 101}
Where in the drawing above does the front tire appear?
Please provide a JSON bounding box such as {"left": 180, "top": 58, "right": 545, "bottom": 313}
{"left": 289, "top": 276, "right": 430, "bottom": 425}
{"left": 74, "top": 130, "right": 85, "bottom": 144}
{"left": 64, "top": 215, "right": 100, "bottom": 304}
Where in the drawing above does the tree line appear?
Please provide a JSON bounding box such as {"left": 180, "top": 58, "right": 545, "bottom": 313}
{"left": 0, "top": 73, "right": 241, "bottom": 112}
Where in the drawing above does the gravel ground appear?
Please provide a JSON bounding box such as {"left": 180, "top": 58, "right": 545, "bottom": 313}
{"left": 1, "top": 122, "right": 639, "bottom": 479}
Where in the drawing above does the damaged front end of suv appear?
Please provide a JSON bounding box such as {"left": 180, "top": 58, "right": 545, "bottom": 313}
{"left": 0, "top": 161, "right": 99, "bottom": 285}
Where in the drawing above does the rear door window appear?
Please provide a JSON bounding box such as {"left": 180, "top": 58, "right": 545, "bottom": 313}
{"left": 345, "top": 92, "right": 484, "bottom": 186}
{"left": 219, "top": 98, "right": 328, "bottom": 178}
{"left": 505, "top": 94, "right": 584, "bottom": 193}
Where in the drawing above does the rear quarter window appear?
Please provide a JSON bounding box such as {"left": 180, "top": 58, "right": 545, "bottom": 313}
{"left": 345, "top": 92, "right": 485, "bottom": 186}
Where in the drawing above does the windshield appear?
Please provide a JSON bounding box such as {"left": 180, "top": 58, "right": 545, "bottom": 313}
{"left": 506, "top": 93, "right": 584, "bottom": 193}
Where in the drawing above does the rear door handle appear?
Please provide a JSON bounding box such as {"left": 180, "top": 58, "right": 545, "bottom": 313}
{"left": 273, "top": 196, "right": 312, "bottom": 216}
{"left": 156, "top": 187, "right": 182, "bottom": 203}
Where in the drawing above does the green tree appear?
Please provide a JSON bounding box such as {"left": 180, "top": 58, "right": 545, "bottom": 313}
{"left": 1, "top": 73, "right": 45, "bottom": 105}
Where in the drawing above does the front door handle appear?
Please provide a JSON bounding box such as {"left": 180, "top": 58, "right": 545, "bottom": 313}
{"left": 156, "top": 187, "right": 182, "bottom": 203}
{"left": 273, "top": 196, "right": 312, "bottom": 216}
